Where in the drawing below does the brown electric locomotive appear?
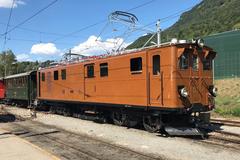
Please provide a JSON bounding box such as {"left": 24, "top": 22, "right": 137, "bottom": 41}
{"left": 37, "top": 40, "right": 216, "bottom": 135}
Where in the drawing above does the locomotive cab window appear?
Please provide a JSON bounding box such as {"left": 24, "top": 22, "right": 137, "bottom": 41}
{"left": 54, "top": 71, "right": 59, "bottom": 80}
{"left": 87, "top": 65, "right": 94, "bottom": 78}
{"left": 61, "top": 69, "right": 66, "bottom": 80}
{"left": 203, "top": 52, "right": 215, "bottom": 70}
{"left": 153, "top": 55, "right": 160, "bottom": 75}
{"left": 192, "top": 54, "right": 199, "bottom": 71}
{"left": 100, "top": 63, "right": 108, "bottom": 77}
{"left": 42, "top": 73, "right": 45, "bottom": 82}
{"left": 203, "top": 58, "right": 212, "bottom": 70}
{"left": 130, "top": 57, "right": 142, "bottom": 74}
{"left": 179, "top": 50, "right": 189, "bottom": 69}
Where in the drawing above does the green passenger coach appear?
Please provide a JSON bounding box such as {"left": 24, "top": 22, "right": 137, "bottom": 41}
{"left": 4, "top": 71, "right": 37, "bottom": 107}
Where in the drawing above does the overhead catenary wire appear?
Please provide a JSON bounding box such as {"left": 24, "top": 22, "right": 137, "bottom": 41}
{"left": 0, "top": 0, "right": 160, "bottom": 51}
{"left": 79, "top": 7, "right": 189, "bottom": 46}
{"left": 61, "top": 3, "right": 192, "bottom": 45}
{"left": 0, "top": 21, "right": 88, "bottom": 39}
{"left": 3, "top": 37, "right": 74, "bottom": 46}
{"left": 126, "top": 9, "right": 228, "bottom": 43}
{"left": 51, "top": 0, "right": 157, "bottom": 43}
{"left": 127, "top": 0, "right": 157, "bottom": 12}
{"left": 63, "top": 0, "right": 158, "bottom": 53}
{"left": 2, "top": 0, "right": 15, "bottom": 50}
{"left": 1, "top": 0, "right": 195, "bottom": 59}
{"left": 1, "top": 0, "right": 59, "bottom": 38}
{"left": 49, "top": 5, "right": 195, "bottom": 61}
{"left": 89, "top": 6, "right": 195, "bottom": 54}
{"left": 0, "top": 0, "right": 163, "bottom": 43}
{"left": 59, "top": 5, "right": 195, "bottom": 57}
{"left": 121, "top": 6, "right": 195, "bottom": 42}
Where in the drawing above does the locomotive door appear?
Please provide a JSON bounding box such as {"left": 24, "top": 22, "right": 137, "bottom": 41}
{"left": 83, "top": 64, "right": 95, "bottom": 100}
{"left": 148, "top": 52, "right": 163, "bottom": 106}
{"left": 189, "top": 51, "right": 202, "bottom": 103}
{"left": 46, "top": 72, "right": 52, "bottom": 97}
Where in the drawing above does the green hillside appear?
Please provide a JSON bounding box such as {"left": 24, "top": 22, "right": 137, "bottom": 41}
{"left": 127, "top": 0, "right": 240, "bottom": 49}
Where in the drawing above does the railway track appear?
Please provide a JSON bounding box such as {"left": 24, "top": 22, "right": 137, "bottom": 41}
{"left": 203, "top": 132, "right": 240, "bottom": 150}
{"left": 211, "top": 118, "right": 240, "bottom": 127}
{"left": 200, "top": 123, "right": 240, "bottom": 150}
{"left": 0, "top": 112, "right": 162, "bottom": 160}
{"left": 2, "top": 106, "right": 240, "bottom": 153}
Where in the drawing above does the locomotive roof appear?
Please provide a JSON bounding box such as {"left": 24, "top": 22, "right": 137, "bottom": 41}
{"left": 39, "top": 41, "right": 213, "bottom": 71}
{"left": 4, "top": 71, "right": 36, "bottom": 80}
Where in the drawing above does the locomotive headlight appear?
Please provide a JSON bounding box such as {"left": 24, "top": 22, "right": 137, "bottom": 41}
{"left": 180, "top": 87, "right": 188, "bottom": 98}
{"left": 197, "top": 39, "right": 204, "bottom": 48}
{"left": 209, "top": 86, "right": 218, "bottom": 97}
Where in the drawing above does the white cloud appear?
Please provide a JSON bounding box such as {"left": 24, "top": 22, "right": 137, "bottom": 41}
{"left": 16, "top": 53, "right": 31, "bottom": 61}
{"left": 30, "top": 43, "right": 60, "bottom": 55}
{"left": 72, "top": 35, "right": 129, "bottom": 56}
{"left": 0, "top": 0, "right": 25, "bottom": 8}
{"left": 28, "top": 36, "right": 129, "bottom": 61}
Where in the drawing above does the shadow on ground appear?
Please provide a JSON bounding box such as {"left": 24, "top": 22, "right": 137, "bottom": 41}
{"left": 0, "top": 114, "right": 16, "bottom": 123}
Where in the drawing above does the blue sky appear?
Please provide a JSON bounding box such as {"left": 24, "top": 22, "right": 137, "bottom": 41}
{"left": 0, "top": 0, "right": 202, "bottom": 61}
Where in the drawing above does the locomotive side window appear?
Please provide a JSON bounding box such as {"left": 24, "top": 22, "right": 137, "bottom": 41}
{"left": 54, "top": 71, "right": 59, "bottom": 80}
{"left": 61, "top": 69, "right": 66, "bottom": 80}
{"left": 19, "top": 78, "right": 22, "bottom": 87}
{"left": 130, "top": 57, "right": 142, "bottom": 73}
{"left": 87, "top": 65, "right": 94, "bottom": 78}
{"left": 203, "top": 52, "right": 215, "bottom": 70}
{"left": 100, "top": 63, "right": 108, "bottom": 77}
{"left": 42, "top": 73, "right": 45, "bottom": 82}
{"left": 153, "top": 55, "right": 160, "bottom": 75}
{"left": 192, "top": 54, "right": 199, "bottom": 71}
{"left": 203, "top": 58, "right": 212, "bottom": 70}
{"left": 179, "top": 51, "right": 189, "bottom": 69}
{"left": 23, "top": 77, "right": 26, "bottom": 86}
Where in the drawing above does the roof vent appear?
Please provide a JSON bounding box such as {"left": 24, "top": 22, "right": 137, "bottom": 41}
{"left": 179, "top": 40, "right": 187, "bottom": 43}
{"left": 171, "top": 38, "right": 178, "bottom": 44}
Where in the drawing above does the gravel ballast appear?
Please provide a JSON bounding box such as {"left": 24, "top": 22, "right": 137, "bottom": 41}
{"left": 4, "top": 106, "right": 240, "bottom": 160}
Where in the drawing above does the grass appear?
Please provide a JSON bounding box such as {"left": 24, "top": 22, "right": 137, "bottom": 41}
{"left": 214, "top": 78, "right": 240, "bottom": 118}
{"left": 215, "top": 107, "right": 240, "bottom": 117}
{"left": 215, "top": 96, "right": 240, "bottom": 117}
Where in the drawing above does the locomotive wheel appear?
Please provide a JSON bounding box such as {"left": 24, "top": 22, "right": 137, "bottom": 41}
{"left": 126, "top": 119, "right": 139, "bottom": 128}
{"left": 49, "top": 106, "right": 56, "bottom": 114}
{"left": 111, "top": 111, "right": 127, "bottom": 126}
{"left": 143, "top": 115, "right": 162, "bottom": 133}
{"left": 63, "top": 108, "right": 72, "bottom": 117}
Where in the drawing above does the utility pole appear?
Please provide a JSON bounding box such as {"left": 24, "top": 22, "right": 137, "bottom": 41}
{"left": 12, "top": 62, "right": 18, "bottom": 74}
{"left": 156, "top": 19, "right": 161, "bottom": 47}
{"left": 3, "top": 52, "right": 7, "bottom": 77}
{"left": 4, "top": 65, "right": 7, "bottom": 77}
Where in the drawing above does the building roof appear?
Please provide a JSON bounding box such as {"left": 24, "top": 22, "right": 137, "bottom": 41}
{"left": 4, "top": 71, "right": 36, "bottom": 80}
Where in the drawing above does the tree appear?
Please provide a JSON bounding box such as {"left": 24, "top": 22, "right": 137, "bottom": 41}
{"left": 0, "top": 50, "right": 58, "bottom": 78}
{"left": 0, "top": 50, "right": 17, "bottom": 77}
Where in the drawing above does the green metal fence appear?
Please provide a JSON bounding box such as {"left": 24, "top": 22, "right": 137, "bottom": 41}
{"left": 204, "top": 30, "right": 240, "bottom": 79}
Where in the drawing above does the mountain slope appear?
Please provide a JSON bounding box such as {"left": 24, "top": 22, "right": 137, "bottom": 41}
{"left": 127, "top": 0, "right": 240, "bottom": 49}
